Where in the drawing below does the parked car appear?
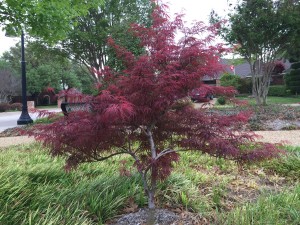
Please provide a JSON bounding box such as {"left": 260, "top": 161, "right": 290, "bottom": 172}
{"left": 190, "top": 88, "right": 214, "bottom": 102}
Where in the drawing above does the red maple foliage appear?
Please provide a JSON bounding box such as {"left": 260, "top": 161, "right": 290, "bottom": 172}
{"left": 30, "top": 4, "right": 282, "bottom": 209}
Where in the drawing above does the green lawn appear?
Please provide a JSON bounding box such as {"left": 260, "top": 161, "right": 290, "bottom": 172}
{"left": 0, "top": 143, "right": 299, "bottom": 224}
{"left": 236, "top": 96, "right": 300, "bottom": 105}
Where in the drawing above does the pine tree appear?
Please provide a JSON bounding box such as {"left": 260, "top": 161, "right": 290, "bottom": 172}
{"left": 285, "top": 62, "right": 300, "bottom": 94}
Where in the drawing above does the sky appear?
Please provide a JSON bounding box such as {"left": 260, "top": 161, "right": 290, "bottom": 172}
{"left": 164, "top": 0, "right": 235, "bottom": 23}
{"left": 0, "top": 0, "right": 236, "bottom": 56}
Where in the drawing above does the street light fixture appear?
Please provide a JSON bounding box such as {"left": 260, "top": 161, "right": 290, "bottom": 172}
{"left": 17, "top": 30, "right": 33, "bottom": 125}
{"left": 5, "top": 28, "right": 33, "bottom": 124}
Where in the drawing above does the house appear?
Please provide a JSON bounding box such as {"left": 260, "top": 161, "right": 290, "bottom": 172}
{"left": 57, "top": 88, "right": 84, "bottom": 108}
{"left": 36, "top": 89, "right": 57, "bottom": 106}
{"left": 203, "top": 58, "right": 292, "bottom": 86}
{"left": 230, "top": 59, "right": 291, "bottom": 84}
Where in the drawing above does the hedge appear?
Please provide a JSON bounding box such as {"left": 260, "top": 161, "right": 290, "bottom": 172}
{"left": 268, "top": 85, "right": 287, "bottom": 96}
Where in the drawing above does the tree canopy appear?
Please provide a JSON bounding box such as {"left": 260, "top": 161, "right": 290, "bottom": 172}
{"left": 0, "top": 59, "right": 20, "bottom": 103}
{"left": 59, "top": 0, "right": 153, "bottom": 82}
{"left": 0, "top": 0, "right": 101, "bottom": 43}
{"left": 1, "top": 41, "right": 94, "bottom": 94}
{"left": 276, "top": 0, "right": 300, "bottom": 61}
{"left": 1, "top": 0, "right": 153, "bottom": 85}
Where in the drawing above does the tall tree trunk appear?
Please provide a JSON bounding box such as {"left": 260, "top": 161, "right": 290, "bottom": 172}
{"left": 251, "top": 59, "right": 272, "bottom": 106}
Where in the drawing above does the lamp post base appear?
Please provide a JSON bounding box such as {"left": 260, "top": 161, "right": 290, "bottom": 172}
{"left": 17, "top": 110, "right": 33, "bottom": 125}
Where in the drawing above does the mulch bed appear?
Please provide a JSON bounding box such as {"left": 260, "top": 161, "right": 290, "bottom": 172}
{"left": 0, "top": 126, "right": 31, "bottom": 137}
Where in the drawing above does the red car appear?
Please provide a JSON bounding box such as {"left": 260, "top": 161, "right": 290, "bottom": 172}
{"left": 190, "top": 88, "right": 214, "bottom": 102}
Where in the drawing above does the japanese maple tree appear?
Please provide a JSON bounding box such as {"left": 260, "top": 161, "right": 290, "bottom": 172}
{"left": 31, "top": 4, "right": 281, "bottom": 209}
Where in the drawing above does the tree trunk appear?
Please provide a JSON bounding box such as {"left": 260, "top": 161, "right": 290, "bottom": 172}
{"left": 262, "top": 94, "right": 267, "bottom": 106}
{"left": 254, "top": 94, "right": 262, "bottom": 105}
{"left": 253, "top": 86, "right": 263, "bottom": 106}
{"left": 148, "top": 190, "right": 155, "bottom": 209}
{"left": 146, "top": 127, "right": 157, "bottom": 209}
{"left": 250, "top": 59, "right": 272, "bottom": 106}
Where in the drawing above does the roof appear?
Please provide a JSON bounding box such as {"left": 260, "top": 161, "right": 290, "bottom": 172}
{"left": 203, "top": 58, "right": 292, "bottom": 80}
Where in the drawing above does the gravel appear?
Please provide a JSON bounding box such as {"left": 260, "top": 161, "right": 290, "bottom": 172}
{"left": 109, "top": 208, "right": 207, "bottom": 225}
{"left": 110, "top": 209, "right": 179, "bottom": 225}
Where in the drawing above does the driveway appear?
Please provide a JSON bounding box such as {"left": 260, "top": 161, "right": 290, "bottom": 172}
{"left": 193, "top": 98, "right": 216, "bottom": 109}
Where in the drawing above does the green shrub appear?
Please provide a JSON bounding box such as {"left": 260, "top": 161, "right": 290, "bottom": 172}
{"left": 288, "top": 80, "right": 300, "bottom": 86}
{"left": 291, "top": 62, "right": 300, "bottom": 69}
{"left": 268, "top": 85, "right": 287, "bottom": 96}
{"left": 287, "top": 86, "right": 300, "bottom": 94}
{"left": 238, "top": 78, "right": 252, "bottom": 94}
{"left": 34, "top": 115, "right": 63, "bottom": 124}
{"left": 217, "top": 96, "right": 226, "bottom": 105}
{"left": 220, "top": 74, "right": 253, "bottom": 94}
{"left": 220, "top": 73, "right": 242, "bottom": 90}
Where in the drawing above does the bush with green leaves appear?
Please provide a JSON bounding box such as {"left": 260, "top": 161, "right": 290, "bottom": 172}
{"left": 268, "top": 85, "right": 287, "bottom": 97}
{"left": 237, "top": 78, "right": 252, "bottom": 94}
{"left": 220, "top": 74, "right": 253, "bottom": 94}
{"left": 220, "top": 73, "right": 242, "bottom": 90}
{"left": 217, "top": 96, "right": 226, "bottom": 105}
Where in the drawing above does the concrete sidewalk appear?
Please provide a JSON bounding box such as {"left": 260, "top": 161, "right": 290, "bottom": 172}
{"left": 0, "top": 136, "right": 35, "bottom": 148}
{"left": 1, "top": 130, "right": 300, "bottom": 149}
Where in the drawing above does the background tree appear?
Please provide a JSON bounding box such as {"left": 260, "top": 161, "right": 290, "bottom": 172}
{"left": 1, "top": 0, "right": 152, "bottom": 86}
{"left": 278, "top": 1, "right": 300, "bottom": 97}
{"left": 211, "top": 0, "right": 291, "bottom": 105}
{"left": 0, "top": 59, "right": 20, "bottom": 103}
{"left": 59, "top": 0, "right": 153, "bottom": 82}
{"left": 277, "top": 0, "right": 300, "bottom": 62}
{"left": 31, "top": 5, "right": 281, "bottom": 209}
{"left": 1, "top": 42, "right": 94, "bottom": 95}
{"left": 0, "top": 0, "right": 101, "bottom": 43}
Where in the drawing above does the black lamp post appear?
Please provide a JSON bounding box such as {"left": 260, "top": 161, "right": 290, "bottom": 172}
{"left": 17, "top": 30, "right": 33, "bottom": 125}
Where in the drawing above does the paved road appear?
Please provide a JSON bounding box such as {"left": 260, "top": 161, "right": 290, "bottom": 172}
{"left": 0, "top": 108, "right": 61, "bottom": 132}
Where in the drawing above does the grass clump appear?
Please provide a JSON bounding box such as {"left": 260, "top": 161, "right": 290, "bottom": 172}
{"left": 34, "top": 113, "right": 64, "bottom": 124}
{"left": 0, "top": 143, "right": 144, "bottom": 224}
{"left": 216, "top": 185, "right": 300, "bottom": 225}
{"left": 260, "top": 146, "right": 300, "bottom": 180}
